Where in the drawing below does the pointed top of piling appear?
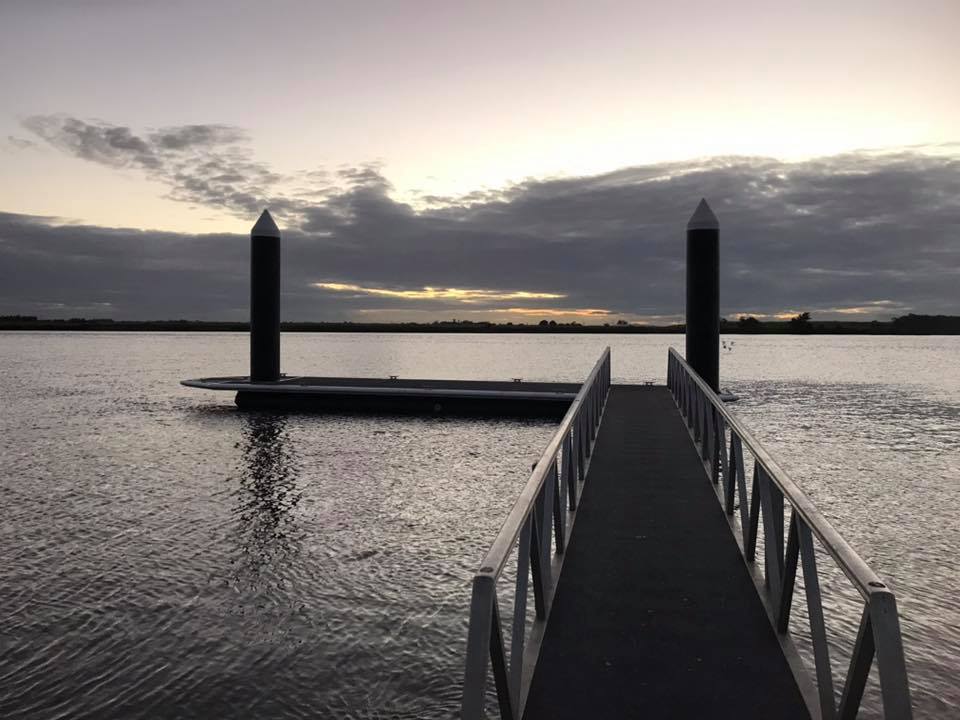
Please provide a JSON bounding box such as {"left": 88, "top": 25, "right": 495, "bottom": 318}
{"left": 251, "top": 209, "right": 281, "bottom": 239}
{"left": 687, "top": 198, "right": 719, "bottom": 231}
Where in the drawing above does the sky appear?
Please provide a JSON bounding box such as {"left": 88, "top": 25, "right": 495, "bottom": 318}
{"left": 1, "top": 0, "right": 958, "bottom": 322}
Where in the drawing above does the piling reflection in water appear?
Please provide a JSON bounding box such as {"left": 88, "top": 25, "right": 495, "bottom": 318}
{"left": 232, "top": 413, "right": 302, "bottom": 579}
{"left": 5, "top": 332, "right": 958, "bottom": 718}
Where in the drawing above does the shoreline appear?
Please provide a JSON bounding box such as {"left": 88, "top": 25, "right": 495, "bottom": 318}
{"left": 2, "top": 319, "right": 959, "bottom": 335}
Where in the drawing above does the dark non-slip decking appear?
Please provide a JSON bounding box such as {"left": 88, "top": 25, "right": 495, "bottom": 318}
{"left": 522, "top": 386, "right": 810, "bottom": 719}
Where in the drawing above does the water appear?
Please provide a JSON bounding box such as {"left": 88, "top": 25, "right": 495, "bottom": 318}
{"left": 0, "top": 332, "right": 957, "bottom": 718}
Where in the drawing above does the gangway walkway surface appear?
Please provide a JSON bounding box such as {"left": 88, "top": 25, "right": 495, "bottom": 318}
{"left": 522, "top": 385, "right": 810, "bottom": 719}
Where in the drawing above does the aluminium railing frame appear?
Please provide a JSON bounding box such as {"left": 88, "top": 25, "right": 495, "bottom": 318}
{"left": 460, "top": 347, "right": 611, "bottom": 720}
{"left": 667, "top": 347, "right": 912, "bottom": 720}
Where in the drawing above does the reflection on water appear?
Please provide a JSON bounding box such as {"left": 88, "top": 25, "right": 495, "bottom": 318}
{"left": 0, "top": 333, "right": 957, "bottom": 718}
{"left": 232, "top": 414, "right": 302, "bottom": 580}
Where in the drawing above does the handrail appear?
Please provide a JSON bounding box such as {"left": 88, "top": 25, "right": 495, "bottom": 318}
{"left": 669, "top": 348, "right": 881, "bottom": 597}
{"left": 667, "top": 347, "right": 912, "bottom": 720}
{"left": 461, "top": 347, "right": 611, "bottom": 720}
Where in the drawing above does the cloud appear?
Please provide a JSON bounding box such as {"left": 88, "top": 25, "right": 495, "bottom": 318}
{"left": 489, "top": 307, "right": 614, "bottom": 319}
{"left": 22, "top": 115, "right": 306, "bottom": 217}
{"left": 6, "top": 135, "right": 38, "bottom": 150}
{"left": 24, "top": 115, "right": 159, "bottom": 168}
{"left": 312, "top": 282, "right": 565, "bottom": 303}
{"left": 150, "top": 124, "right": 246, "bottom": 151}
{"left": 2, "top": 130, "right": 959, "bottom": 322}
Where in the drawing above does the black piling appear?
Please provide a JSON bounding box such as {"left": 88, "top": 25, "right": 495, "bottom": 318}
{"left": 685, "top": 198, "right": 720, "bottom": 391}
{"left": 250, "top": 209, "right": 281, "bottom": 382}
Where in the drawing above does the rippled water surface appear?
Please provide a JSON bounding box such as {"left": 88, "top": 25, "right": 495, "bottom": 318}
{"left": 1, "top": 333, "right": 957, "bottom": 718}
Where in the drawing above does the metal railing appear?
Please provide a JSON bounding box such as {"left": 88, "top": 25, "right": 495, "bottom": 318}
{"left": 667, "top": 348, "right": 912, "bottom": 720}
{"left": 460, "top": 348, "right": 611, "bottom": 720}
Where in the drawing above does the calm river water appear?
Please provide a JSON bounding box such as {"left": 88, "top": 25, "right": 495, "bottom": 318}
{"left": 1, "top": 333, "right": 957, "bottom": 719}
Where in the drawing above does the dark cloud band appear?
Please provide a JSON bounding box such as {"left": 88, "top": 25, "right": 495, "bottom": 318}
{"left": 5, "top": 118, "right": 959, "bottom": 321}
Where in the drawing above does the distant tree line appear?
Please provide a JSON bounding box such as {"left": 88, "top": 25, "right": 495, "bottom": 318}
{"left": 723, "top": 312, "right": 960, "bottom": 334}
{"left": 727, "top": 312, "right": 812, "bottom": 333}
{"left": 890, "top": 314, "right": 960, "bottom": 333}
{"left": 1, "top": 313, "right": 958, "bottom": 334}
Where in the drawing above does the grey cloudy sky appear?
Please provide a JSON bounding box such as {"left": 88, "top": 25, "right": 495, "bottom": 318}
{"left": 2, "top": 128, "right": 957, "bottom": 322}
{"left": 0, "top": 1, "right": 957, "bottom": 321}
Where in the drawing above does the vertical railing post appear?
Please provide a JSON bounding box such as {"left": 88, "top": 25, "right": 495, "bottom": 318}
{"left": 746, "top": 462, "right": 761, "bottom": 561}
{"left": 757, "top": 465, "right": 784, "bottom": 602}
{"left": 711, "top": 408, "right": 722, "bottom": 484}
{"left": 563, "top": 434, "right": 576, "bottom": 510}
{"left": 734, "top": 435, "right": 750, "bottom": 539}
{"left": 528, "top": 513, "right": 546, "bottom": 619}
{"left": 869, "top": 589, "right": 914, "bottom": 718}
{"left": 798, "top": 519, "right": 837, "bottom": 720}
{"left": 777, "top": 512, "right": 800, "bottom": 633}
{"left": 704, "top": 395, "right": 711, "bottom": 458}
{"left": 510, "top": 517, "right": 532, "bottom": 708}
{"left": 586, "top": 387, "right": 592, "bottom": 434}
{"left": 692, "top": 386, "right": 700, "bottom": 442}
{"left": 461, "top": 574, "right": 496, "bottom": 720}
{"left": 552, "top": 461, "right": 565, "bottom": 554}
{"left": 575, "top": 414, "right": 585, "bottom": 480}
{"left": 771, "top": 484, "right": 785, "bottom": 585}
{"left": 700, "top": 392, "right": 708, "bottom": 458}
{"left": 838, "top": 605, "right": 876, "bottom": 720}
{"left": 680, "top": 372, "right": 687, "bottom": 419}
{"left": 724, "top": 427, "right": 737, "bottom": 515}
{"left": 540, "top": 470, "right": 553, "bottom": 579}
{"left": 489, "top": 596, "right": 515, "bottom": 720}
{"left": 583, "top": 406, "right": 592, "bottom": 458}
